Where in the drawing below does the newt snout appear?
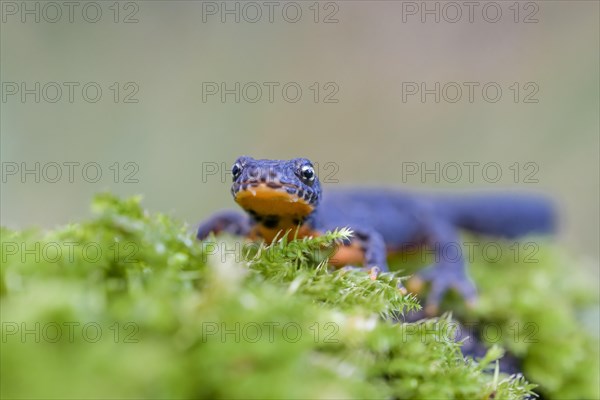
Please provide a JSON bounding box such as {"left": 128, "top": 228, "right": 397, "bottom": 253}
{"left": 229, "top": 156, "right": 321, "bottom": 242}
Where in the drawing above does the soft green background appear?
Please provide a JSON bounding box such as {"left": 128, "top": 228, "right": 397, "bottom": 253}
{"left": 1, "top": 1, "right": 598, "bottom": 272}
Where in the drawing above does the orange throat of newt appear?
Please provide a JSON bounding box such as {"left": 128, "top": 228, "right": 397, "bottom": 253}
{"left": 234, "top": 184, "right": 315, "bottom": 243}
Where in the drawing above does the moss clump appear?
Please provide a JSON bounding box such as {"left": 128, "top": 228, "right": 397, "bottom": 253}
{"left": 391, "top": 234, "right": 600, "bottom": 399}
{"left": 469, "top": 242, "right": 599, "bottom": 399}
{"left": 1, "top": 193, "right": 591, "bottom": 399}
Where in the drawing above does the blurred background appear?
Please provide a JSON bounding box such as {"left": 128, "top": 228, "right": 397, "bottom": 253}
{"left": 1, "top": 1, "right": 598, "bottom": 276}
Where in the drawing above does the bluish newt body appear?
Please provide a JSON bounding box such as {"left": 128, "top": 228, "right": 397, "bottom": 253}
{"left": 197, "top": 156, "right": 555, "bottom": 313}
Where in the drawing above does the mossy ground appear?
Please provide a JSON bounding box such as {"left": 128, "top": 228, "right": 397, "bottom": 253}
{"left": 1, "top": 194, "right": 597, "bottom": 399}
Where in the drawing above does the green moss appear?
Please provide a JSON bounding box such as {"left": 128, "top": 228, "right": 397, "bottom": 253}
{"left": 470, "top": 242, "right": 599, "bottom": 399}
{"left": 1, "top": 193, "right": 594, "bottom": 399}
{"left": 390, "top": 234, "right": 600, "bottom": 399}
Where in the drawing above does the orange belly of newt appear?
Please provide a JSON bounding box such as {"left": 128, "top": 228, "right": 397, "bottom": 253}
{"left": 235, "top": 185, "right": 314, "bottom": 217}
{"left": 250, "top": 223, "right": 316, "bottom": 244}
{"left": 329, "top": 241, "right": 366, "bottom": 267}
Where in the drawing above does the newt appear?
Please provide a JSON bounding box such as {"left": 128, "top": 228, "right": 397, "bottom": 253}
{"left": 197, "top": 156, "right": 555, "bottom": 313}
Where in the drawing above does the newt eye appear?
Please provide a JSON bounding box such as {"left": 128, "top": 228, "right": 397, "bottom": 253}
{"left": 231, "top": 162, "right": 243, "bottom": 181}
{"left": 300, "top": 165, "right": 315, "bottom": 182}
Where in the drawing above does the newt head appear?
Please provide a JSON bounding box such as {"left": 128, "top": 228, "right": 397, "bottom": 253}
{"left": 230, "top": 156, "right": 322, "bottom": 242}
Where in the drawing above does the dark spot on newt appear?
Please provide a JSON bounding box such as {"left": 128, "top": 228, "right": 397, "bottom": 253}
{"left": 262, "top": 216, "right": 280, "bottom": 229}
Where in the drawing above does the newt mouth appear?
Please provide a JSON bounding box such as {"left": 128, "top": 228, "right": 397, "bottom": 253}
{"left": 232, "top": 181, "right": 315, "bottom": 217}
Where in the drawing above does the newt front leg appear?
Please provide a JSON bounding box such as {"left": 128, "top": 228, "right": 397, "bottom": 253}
{"left": 407, "top": 220, "right": 477, "bottom": 315}
{"left": 331, "top": 227, "right": 407, "bottom": 293}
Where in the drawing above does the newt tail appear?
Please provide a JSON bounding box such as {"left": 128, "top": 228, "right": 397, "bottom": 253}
{"left": 442, "top": 193, "right": 556, "bottom": 238}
